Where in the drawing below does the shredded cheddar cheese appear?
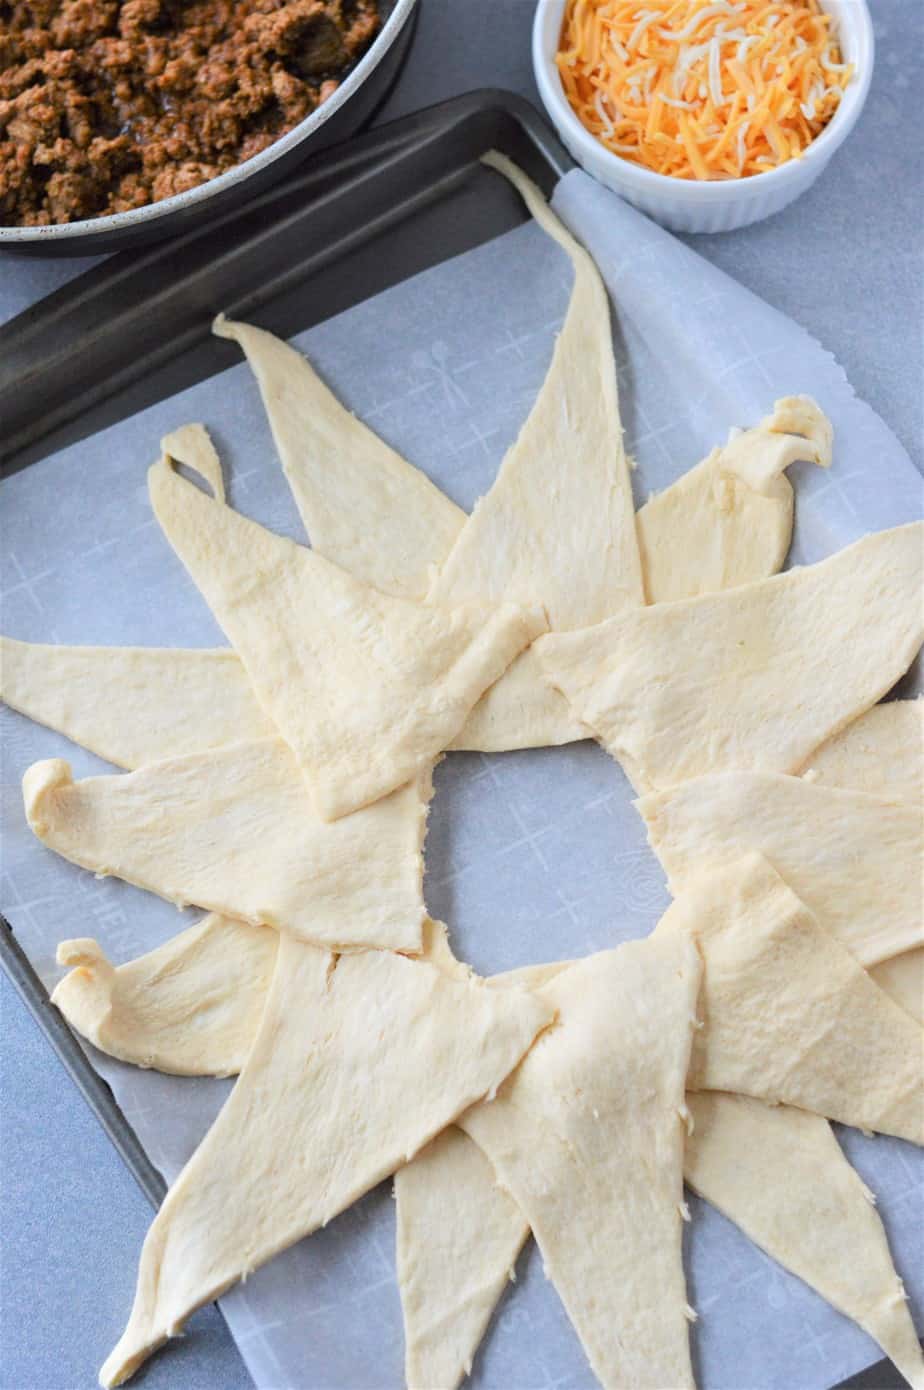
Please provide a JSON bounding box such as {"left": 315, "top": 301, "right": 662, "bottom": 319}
{"left": 557, "top": 0, "right": 853, "bottom": 180}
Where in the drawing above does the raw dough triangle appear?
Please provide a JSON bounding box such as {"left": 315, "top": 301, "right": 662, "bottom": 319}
{"left": 655, "top": 854, "right": 924, "bottom": 1142}
{"left": 449, "top": 645, "right": 586, "bottom": 750}
{"left": 1, "top": 637, "right": 274, "bottom": 769}
{"left": 24, "top": 744, "right": 431, "bottom": 953}
{"left": 214, "top": 308, "right": 583, "bottom": 752}
{"left": 685, "top": 1092, "right": 924, "bottom": 1390}
{"left": 636, "top": 396, "right": 831, "bottom": 603}
{"left": 431, "top": 152, "right": 642, "bottom": 626}
{"left": 99, "top": 934, "right": 553, "bottom": 1386}
{"left": 213, "top": 316, "right": 465, "bottom": 599}
{"left": 639, "top": 770, "right": 923, "bottom": 967}
{"left": 459, "top": 934, "right": 701, "bottom": 1390}
{"left": 1, "top": 424, "right": 267, "bottom": 771}
{"left": 429, "top": 152, "right": 642, "bottom": 753}
{"left": 51, "top": 918, "right": 276, "bottom": 1077}
{"left": 148, "top": 456, "right": 543, "bottom": 819}
{"left": 50, "top": 917, "right": 476, "bottom": 1080}
{"left": 396, "top": 1124, "right": 529, "bottom": 1390}
{"left": 537, "top": 522, "right": 924, "bottom": 793}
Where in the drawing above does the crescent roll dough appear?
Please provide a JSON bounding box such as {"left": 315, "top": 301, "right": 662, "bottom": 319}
{"left": 24, "top": 746, "right": 431, "bottom": 954}
{"left": 148, "top": 456, "right": 544, "bottom": 820}
{"left": 100, "top": 936, "right": 554, "bottom": 1387}
{"left": 1, "top": 401, "right": 834, "bottom": 765}
{"left": 396, "top": 957, "right": 566, "bottom": 1390}
{"left": 212, "top": 317, "right": 465, "bottom": 601}
{"left": 397, "top": 1087, "right": 924, "bottom": 1390}
{"left": 537, "top": 522, "right": 924, "bottom": 793}
{"left": 459, "top": 934, "right": 702, "bottom": 1390}
{"left": 639, "top": 770, "right": 923, "bottom": 967}
{"left": 871, "top": 949, "right": 924, "bottom": 1026}
{"left": 636, "top": 395, "right": 831, "bottom": 604}
{"left": 396, "top": 1124, "right": 530, "bottom": 1390}
{"left": 655, "top": 855, "right": 924, "bottom": 1142}
{"left": 158, "top": 423, "right": 226, "bottom": 502}
{"left": 797, "top": 699, "right": 923, "bottom": 1021}
{"left": 0, "top": 637, "right": 274, "bottom": 769}
{"left": 802, "top": 698, "right": 924, "bottom": 805}
{"left": 685, "top": 1092, "right": 924, "bottom": 1390}
{"left": 429, "top": 152, "right": 641, "bottom": 753}
{"left": 51, "top": 919, "right": 276, "bottom": 1077}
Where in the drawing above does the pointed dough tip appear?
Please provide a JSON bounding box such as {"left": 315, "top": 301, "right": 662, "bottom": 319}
{"left": 157, "top": 425, "right": 225, "bottom": 505}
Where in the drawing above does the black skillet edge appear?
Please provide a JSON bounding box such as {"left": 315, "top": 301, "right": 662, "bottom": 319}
{"left": 0, "top": 90, "right": 573, "bottom": 471}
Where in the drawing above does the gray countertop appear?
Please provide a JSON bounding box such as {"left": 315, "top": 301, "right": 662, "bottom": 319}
{"left": 1, "top": 3, "right": 920, "bottom": 1388}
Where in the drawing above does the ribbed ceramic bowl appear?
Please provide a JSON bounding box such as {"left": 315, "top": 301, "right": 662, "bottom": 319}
{"left": 0, "top": 0, "right": 417, "bottom": 254}
{"left": 533, "top": 0, "right": 874, "bottom": 233}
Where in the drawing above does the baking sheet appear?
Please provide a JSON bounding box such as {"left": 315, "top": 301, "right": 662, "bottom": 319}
{"left": 1, "top": 166, "right": 922, "bottom": 1390}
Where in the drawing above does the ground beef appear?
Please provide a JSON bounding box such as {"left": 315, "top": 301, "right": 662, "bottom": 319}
{"left": 0, "top": 0, "right": 380, "bottom": 225}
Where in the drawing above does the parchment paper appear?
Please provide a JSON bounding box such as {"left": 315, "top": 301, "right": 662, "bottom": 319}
{"left": 1, "top": 167, "right": 921, "bottom": 1390}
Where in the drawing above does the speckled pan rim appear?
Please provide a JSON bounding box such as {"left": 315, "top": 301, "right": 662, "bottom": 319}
{"left": 532, "top": 0, "right": 874, "bottom": 203}
{"left": 0, "top": 0, "right": 417, "bottom": 244}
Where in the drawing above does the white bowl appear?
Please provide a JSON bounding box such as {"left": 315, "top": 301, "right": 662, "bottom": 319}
{"left": 533, "top": 0, "right": 874, "bottom": 233}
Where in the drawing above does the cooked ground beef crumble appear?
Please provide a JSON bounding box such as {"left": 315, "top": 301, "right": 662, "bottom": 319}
{"left": 0, "top": 0, "right": 380, "bottom": 225}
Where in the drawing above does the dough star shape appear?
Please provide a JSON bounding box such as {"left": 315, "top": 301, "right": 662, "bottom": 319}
{"left": 2, "top": 153, "right": 922, "bottom": 1390}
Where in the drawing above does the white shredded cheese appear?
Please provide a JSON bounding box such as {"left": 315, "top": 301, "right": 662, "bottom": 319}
{"left": 708, "top": 36, "right": 724, "bottom": 106}
{"left": 594, "top": 88, "right": 616, "bottom": 137}
{"left": 628, "top": 10, "right": 663, "bottom": 51}
{"left": 736, "top": 118, "right": 750, "bottom": 169}
{"left": 673, "top": 40, "right": 709, "bottom": 95}
{"left": 820, "top": 47, "right": 850, "bottom": 73}
{"left": 658, "top": 1, "right": 743, "bottom": 44}
{"left": 736, "top": 34, "right": 758, "bottom": 64}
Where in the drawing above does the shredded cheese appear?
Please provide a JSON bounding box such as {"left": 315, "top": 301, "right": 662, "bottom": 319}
{"left": 556, "top": 0, "right": 854, "bottom": 180}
